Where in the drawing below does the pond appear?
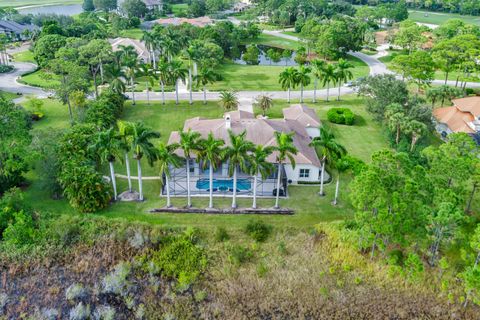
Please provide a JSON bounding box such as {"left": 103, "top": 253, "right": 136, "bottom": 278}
{"left": 234, "top": 45, "right": 297, "bottom": 66}
{"left": 17, "top": 4, "right": 83, "bottom": 16}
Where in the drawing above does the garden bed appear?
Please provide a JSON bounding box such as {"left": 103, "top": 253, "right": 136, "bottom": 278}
{"left": 149, "top": 206, "right": 294, "bottom": 215}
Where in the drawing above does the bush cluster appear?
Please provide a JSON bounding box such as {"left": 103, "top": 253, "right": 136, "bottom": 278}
{"left": 245, "top": 220, "right": 272, "bottom": 242}
{"left": 84, "top": 91, "right": 125, "bottom": 129}
{"left": 0, "top": 65, "right": 14, "bottom": 73}
{"left": 327, "top": 108, "right": 355, "bottom": 125}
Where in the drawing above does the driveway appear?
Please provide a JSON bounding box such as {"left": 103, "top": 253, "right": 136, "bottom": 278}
{"left": 0, "top": 61, "right": 49, "bottom": 97}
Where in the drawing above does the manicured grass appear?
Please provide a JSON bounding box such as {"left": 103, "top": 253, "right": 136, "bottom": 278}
{"left": 119, "top": 28, "right": 143, "bottom": 40}
{"left": 20, "top": 98, "right": 389, "bottom": 230}
{"left": 12, "top": 50, "right": 35, "bottom": 63}
{"left": 408, "top": 9, "right": 480, "bottom": 26}
{"left": 282, "top": 31, "right": 298, "bottom": 37}
{"left": 255, "top": 96, "right": 389, "bottom": 162}
{"left": 19, "top": 69, "right": 60, "bottom": 89}
{"left": 0, "top": 91, "right": 20, "bottom": 100}
{"left": 246, "top": 33, "right": 300, "bottom": 50}
{"left": 172, "top": 3, "right": 188, "bottom": 15}
{"left": 210, "top": 56, "right": 369, "bottom": 91}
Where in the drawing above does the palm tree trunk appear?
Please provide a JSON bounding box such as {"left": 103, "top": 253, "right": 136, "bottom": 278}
{"left": 146, "top": 82, "right": 150, "bottom": 105}
{"left": 100, "top": 62, "right": 104, "bottom": 84}
{"left": 333, "top": 174, "right": 340, "bottom": 205}
{"left": 287, "top": 87, "right": 291, "bottom": 103}
{"left": 152, "top": 50, "right": 156, "bottom": 69}
{"left": 396, "top": 125, "right": 400, "bottom": 145}
{"left": 93, "top": 71, "right": 98, "bottom": 99}
{"left": 209, "top": 162, "right": 214, "bottom": 209}
{"left": 131, "top": 76, "right": 136, "bottom": 105}
{"left": 252, "top": 174, "right": 258, "bottom": 209}
{"left": 326, "top": 82, "right": 330, "bottom": 102}
{"left": 66, "top": 98, "right": 74, "bottom": 125}
{"left": 161, "top": 81, "right": 165, "bottom": 105}
{"left": 274, "top": 163, "right": 282, "bottom": 209}
{"left": 319, "top": 160, "right": 325, "bottom": 196}
{"left": 411, "top": 135, "right": 418, "bottom": 152}
{"left": 300, "top": 83, "right": 304, "bottom": 103}
{"left": 165, "top": 174, "right": 172, "bottom": 207}
{"left": 313, "top": 78, "right": 317, "bottom": 103}
{"left": 109, "top": 161, "right": 117, "bottom": 200}
{"left": 188, "top": 68, "right": 193, "bottom": 105}
{"left": 186, "top": 157, "right": 192, "bottom": 207}
{"left": 232, "top": 166, "right": 237, "bottom": 209}
{"left": 125, "top": 153, "right": 132, "bottom": 192}
{"left": 137, "top": 159, "right": 143, "bottom": 201}
{"left": 337, "top": 80, "right": 341, "bottom": 101}
{"left": 203, "top": 86, "right": 207, "bottom": 105}
{"left": 175, "top": 79, "right": 179, "bottom": 105}
{"left": 444, "top": 71, "right": 449, "bottom": 85}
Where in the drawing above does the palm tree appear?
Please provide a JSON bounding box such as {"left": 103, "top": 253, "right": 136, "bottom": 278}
{"left": 249, "top": 145, "right": 274, "bottom": 209}
{"left": 332, "top": 157, "right": 350, "bottom": 206}
{"left": 198, "top": 133, "right": 225, "bottom": 209}
{"left": 157, "top": 59, "right": 169, "bottom": 105}
{"left": 123, "top": 55, "right": 139, "bottom": 105}
{"left": 194, "top": 67, "right": 219, "bottom": 104}
{"left": 130, "top": 122, "right": 160, "bottom": 201}
{"left": 138, "top": 63, "right": 157, "bottom": 106}
{"left": 405, "top": 120, "right": 427, "bottom": 152}
{"left": 89, "top": 128, "right": 122, "bottom": 200}
{"left": 106, "top": 64, "right": 126, "bottom": 95}
{"left": 141, "top": 31, "right": 156, "bottom": 68}
{"left": 279, "top": 67, "right": 298, "bottom": 103}
{"left": 386, "top": 112, "right": 408, "bottom": 145}
{"left": 254, "top": 94, "right": 273, "bottom": 117}
{"left": 156, "top": 142, "right": 182, "bottom": 207}
{"left": 296, "top": 65, "right": 311, "bottom": 103}
{"left": 309, "top": 127, "right": 347, "bottom": 196}
{"left": 183, "top": 45, "right": 199, "bottom": 105}
{"left": 179, "top": 129, "right": 202, "bottom": 207}
{"left": 311, "top": 59, "right": 326, "bottom": 103}
{"left": 321, "top": 63, "right": 337, "bottom": 102}
{"left": 117, "top": 120, "right": 134, "bottom": 193}
{"left": 219, "top": 90, "right": 239, "bottom": 111}
{"left": 167, "top": 59, "right": 188, "bottom": 105}
{"left": 334, "top": 58, "right": 354, "bottom": 101}
{"left": 273, "top": 132, "right": 298, "bottom": 209}
{"left": 224, "top": 130, "right": 255, "bottom": 209}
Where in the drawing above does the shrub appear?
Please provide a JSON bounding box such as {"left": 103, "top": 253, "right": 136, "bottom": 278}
{"left": 93, "top": 305, "right": 115, "bottom": 320}
{"left": 149, "top": 236, "right": 207, "bottom": 287}
{"left": 69, "top": 302, "right": 90, "bottom": 320}
{"left": 227, "top": 244, "right": 254, "bottom": 265}
{"left": 245, "top": 220, "right": 272, "bottom": 242}
{"left": 102, "top": 262, "right": 132, "bottom": 297}
{"left": 2, "top": 210, "right": 38, "bottom": 246}
{"left": 0, "top": 65, "right": 14, "bottom": 73}
{"left": 327, "top": 108, "right": 355, "bottom": 125}
{"left": 66, "top": 283, "right": 87, "bottom": 301}
{"left": 214, "top": 227, "right": 230, "bottom": 242}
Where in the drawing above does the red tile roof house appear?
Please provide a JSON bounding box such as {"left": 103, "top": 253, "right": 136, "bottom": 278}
{"left": 165, "top": 105, "right": 327, "bottom": 198}
{"left": 433, "top": 96, "right": 480, "bottom": 138}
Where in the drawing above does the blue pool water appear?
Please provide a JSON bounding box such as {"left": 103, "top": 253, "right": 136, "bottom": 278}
{"left": 196, "top": 178, "right": 251, "bottom": 192}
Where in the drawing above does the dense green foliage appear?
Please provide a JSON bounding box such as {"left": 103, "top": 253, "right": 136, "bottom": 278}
{"left": 327, "top": 108, "right": 355, "bottom": 125}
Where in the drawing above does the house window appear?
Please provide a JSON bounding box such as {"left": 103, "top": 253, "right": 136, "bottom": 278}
{"left": 299, "top": 168, "right": 310, "bottom": 178}
{"left": 188, "top": 159, "right": 195, "bottom": 173}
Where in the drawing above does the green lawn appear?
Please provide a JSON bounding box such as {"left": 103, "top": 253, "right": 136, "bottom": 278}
{"left": 246, "top": 33, "right": 301, "bottom": 50}
{"left": 19, "top": 69, "right": 60, "bottom": 89}
{"left": 0, "top": 91, "right": 20, "bottom": 100}
{"left": 210, "top": 56, "right": 369, "bottom": 91}
{"left": 119, "top": 28, "right": 143, "bottom": 40}
{"left": 20, "top": 97, "right": 389, "bottom": 230}
{"left": 281, "top": 31, "right": 299, "bottom": 37}
{"left": 13, "top": 50, "right": 35, "bottom": 63}
{"left": 408, "top": 9, "right": 480, "bottom": 26}
{"left": 172, "top": 3, "right": 188, "bottom": 15}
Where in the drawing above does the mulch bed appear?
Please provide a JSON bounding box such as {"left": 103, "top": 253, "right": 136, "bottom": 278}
{"left": 149, "top": 207, "right": 294, "bottom": 215}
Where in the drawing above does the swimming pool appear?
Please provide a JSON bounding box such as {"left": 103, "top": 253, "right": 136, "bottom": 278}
{"left": 196, "top": 178, "right": 252, "bottom": 192}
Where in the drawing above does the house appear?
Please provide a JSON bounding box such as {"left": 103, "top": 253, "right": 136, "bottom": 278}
{"left": 117, "top": 0, "right": 162, "bottom": 11}
{"left": 109, "top": 37, "right": 151, "bottom": 63}
{"left": 165, "top": 106, "right": 326, "bottom": 198}
{"left": 0, "top": 20, "right": 37, "bottom": 40}
{"left": 433, "top": 96, "right": 480, "bottom": 138}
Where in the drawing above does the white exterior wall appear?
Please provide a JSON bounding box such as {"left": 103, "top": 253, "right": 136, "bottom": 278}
{"left": 306, "top": 127, "right": 320, "bottom": 138}
{"left": 284, "top": 164, "right": 321, "bottom": 184}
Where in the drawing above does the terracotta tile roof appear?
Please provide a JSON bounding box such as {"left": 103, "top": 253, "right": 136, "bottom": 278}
{"left": 433, "top": 106, "right": 475, "bottom": 134}
{"left": 453, "top": 96, "right": 480, "bottom": 118}
{"left": 168, "top": 109, "right": 321, "bottom": 167}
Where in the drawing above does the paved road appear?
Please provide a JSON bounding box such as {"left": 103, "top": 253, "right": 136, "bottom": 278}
{"left": 0, "top": 61, "right": 49, "bottom": 97}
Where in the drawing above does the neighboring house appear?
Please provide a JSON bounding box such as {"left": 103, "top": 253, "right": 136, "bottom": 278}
{"left": 0, "top": 20, "right": 37, "bottom": 40}
{"left": 166, "top": 106, "right": 326, "bottom": 198}
{"left": 433, "top": 96, "right": 480, "bottom": 138}
{"left": 117, "top": 0, "right": 162, "bottom": 11}
{"left": 109, "top": 37, "right": 151, "bottom": 62}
